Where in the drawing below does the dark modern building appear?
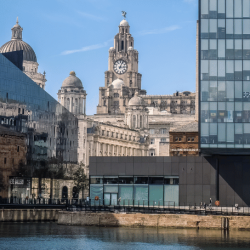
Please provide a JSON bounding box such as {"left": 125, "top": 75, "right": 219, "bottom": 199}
{"left": 199, "top": 0, "right": 250, "bottom": 155}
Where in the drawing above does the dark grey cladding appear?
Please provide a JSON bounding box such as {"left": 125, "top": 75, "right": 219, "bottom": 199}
{"left": 89, "top": 155, "right": 250, "bottom": 207}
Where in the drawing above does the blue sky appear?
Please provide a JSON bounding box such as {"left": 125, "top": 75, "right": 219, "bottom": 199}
{"left": 0, "top": 0, "right": 198, "bottom": 115}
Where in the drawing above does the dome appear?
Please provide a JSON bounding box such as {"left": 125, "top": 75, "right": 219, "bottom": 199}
{"left": 0, "top": 40, "right": 37, "bottom": 62}
{"left": 111, "top": 79, "right": 124, "bottom": 89}
{"left": 62, "top": 71, "right": 83, "bottom": 88}
{"left": 128, "top": 92, "right": 146, "bottom": 106}
{"left": 109, "top": 47, "right": 115, "bottom": 51}
{"left": 120, "top": 19, "right": 129, "bottom": 26}
{"left": 0, "top": 19, "right": 37, "bottom": 62}
{"left": 128, "top": 46, "right": 133, "bottom": 51}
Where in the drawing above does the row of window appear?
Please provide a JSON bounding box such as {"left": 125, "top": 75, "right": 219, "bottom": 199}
{"left": 201, "top": 81, "right": 250, "bottom": 102}
{"left": 201, "top": 60, "right": 250, "bottom": 80}
{"left": 150, "top": 138, "right": 167, "bottom": 144}
{"left": 149, "top": 128, "right": 167, "bottom": 134}
{"left": 201, "top": 39, "right": 250, "bottom": 60}
{"left": 201, "top": 0, "right": 250, "bottom": 19}
{"left": 101, "top": 130, "right": 136, "bottom": 141}
{"left": 174, "top": 137, "right": 195, "bottom": 142}
{"left": 90, "top": 176, "right": 179, "bottom": 185}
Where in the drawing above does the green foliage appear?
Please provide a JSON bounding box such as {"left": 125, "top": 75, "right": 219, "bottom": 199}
{"left": 73, "top": 163, "right": 88, "bottom": 198}
{"left": 0, "top": 171, "right": 6, "bottom": 192}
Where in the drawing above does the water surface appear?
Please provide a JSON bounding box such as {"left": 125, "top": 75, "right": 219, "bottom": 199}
{"left": 0, "top": 222, "right": 250, "bottom": 249}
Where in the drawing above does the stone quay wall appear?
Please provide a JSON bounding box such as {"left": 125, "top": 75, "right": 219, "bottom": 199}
{"left": 0, "top": 209, "right": 60, "bottom": 222}
{"left": 58, "top": 211, "right": 250, "bottom": 230}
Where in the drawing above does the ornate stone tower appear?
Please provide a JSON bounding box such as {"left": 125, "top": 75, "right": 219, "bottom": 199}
{"left": 125, "top": 92, "right": 149, "bottom": 130}
{"left": 57, "top": 71, "right": 87, "bottom": 116}
{"left": 0, "top": 18, "right": 47, "bottom": 89}
{"left": 97, "top": 15, "right": 146, "bottom": 115}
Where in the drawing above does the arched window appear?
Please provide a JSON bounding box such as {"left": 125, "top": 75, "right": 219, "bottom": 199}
{"left": 121, "top": 41, "right": 124, "bottom": 50}
{"left": 72, "top": 186, "right": 79, "bottom": 199}
{"left": 62, "top": 186, "right": 68, "bottom": 200}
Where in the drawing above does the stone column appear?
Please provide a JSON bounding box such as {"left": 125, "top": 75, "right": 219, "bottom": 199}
{"left": 84, "top": 98, "right": 86, "bottom": 115}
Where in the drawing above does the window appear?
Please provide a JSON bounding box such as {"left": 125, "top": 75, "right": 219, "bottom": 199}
{"left": 164, "top": 177, "right": 179, "bottom": 185}
{"left": 114, "top": 101, "right": 119, "bottom": 106}
{"left": 129, "top": 135, "right": 131, "bottom": 141}
{"left": 130, "top": 80, "right": 132, "bottom": 86}
{"left": 150, "top": 129, "right": 155, "bottom": 134}
{"left": 160, "top": 128, "right": 167, "bottom": 134}
{"left": 114, "top": 93, "right": 119, "bottom": 98}
{"left": 111, "top": 132, "right": 114, "bottom": 137}
{"left": 120, "top": 134, "right": 123, "bottom": 139}
{"left": 17, "top": 146, "right": 19, "bottom": 152}
{"left": 133, "top": 115, "right": 136, "bottom": 128}
{"left": 121, "top": 41, "right": 124, "bottom": 50}
{"left": 150, "top": 138, "right": 155, "bottom": 144}
{"left": 191, "top": 137, "right": 195, "bottom": 142}
{"left": 107, "top": 131, "right": 109, "bottom": 136}
{"left": 175, "top": 137, "right": 178, "bottom": 142}
{"left": 4, "top": 158, "right": 6, "bottom": 164}
{"left": 161, "top": 138, "right": 166, "bottom": 142}
{"left": 102, "top": 130, "right": 105, "bottom": 136}
{"left": 116, "top": 133, "right": 118, "bottom": 138}
{"left": 179, "top": 137, "right": 182, "bottom": 141}
{"left": 188, "top": 137, "right": 191, "bottom": 142}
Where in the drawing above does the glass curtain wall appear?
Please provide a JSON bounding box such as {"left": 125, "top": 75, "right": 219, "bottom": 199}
{"left": 90, "top": 176, "right": 179, "bottom": 206}
{"left": 199, "top": 0, "right": 250, "bottom": 153}
{"left": 0, "top": 53, "right": 78, "bottom": 166}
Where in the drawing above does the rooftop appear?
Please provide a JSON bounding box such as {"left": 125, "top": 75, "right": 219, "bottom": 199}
{"left": 170, "top": 122, "right": 198, "bottom": 133}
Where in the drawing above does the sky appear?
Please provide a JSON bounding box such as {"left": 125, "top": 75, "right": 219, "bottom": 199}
{"left": 0, "top": 0, "right": 198, "bottom": 115}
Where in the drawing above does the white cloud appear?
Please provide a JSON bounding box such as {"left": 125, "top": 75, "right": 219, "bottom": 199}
{"left": 139, "top": 25, "right": 181, "bottom": 36}
{"left": 61, "top": 40, "right": 112, "bottom": 55}
{"left": 77, "top": 11, "right": 104, "bottom": 21}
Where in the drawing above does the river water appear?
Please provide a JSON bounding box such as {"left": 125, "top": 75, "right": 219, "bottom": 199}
{"left": 0, "top": 222, "right": 250, "bottom": 250}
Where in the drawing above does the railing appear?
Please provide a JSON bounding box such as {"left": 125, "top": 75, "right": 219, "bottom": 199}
{"left": 67, "top": 200, "right": 250, "bottom": 216}
{"left": 1, "top": 198, "right": 250, "bottom": 216}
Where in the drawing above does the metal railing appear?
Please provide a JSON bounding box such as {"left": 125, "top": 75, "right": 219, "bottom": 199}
{"left": 1, "top": 198, "right": 250, "bottom": 216}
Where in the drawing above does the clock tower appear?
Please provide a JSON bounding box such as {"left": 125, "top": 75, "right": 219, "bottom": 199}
{"left": 97, "top": 15, "right": 146, "bottom": 115}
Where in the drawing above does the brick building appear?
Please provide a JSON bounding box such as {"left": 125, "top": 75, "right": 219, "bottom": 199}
{"left": 0, "top": 125, "right": 27, "bottom": 198}
{"left": 169, "top": 122, "right": 199, "bottom": 156}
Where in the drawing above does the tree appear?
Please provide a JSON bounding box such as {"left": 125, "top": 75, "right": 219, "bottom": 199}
{"left": 0, "top": 171, "right": 6, "bottom": 193}
{"left": 73, "top": 163, "right": 88, "bottom": 199}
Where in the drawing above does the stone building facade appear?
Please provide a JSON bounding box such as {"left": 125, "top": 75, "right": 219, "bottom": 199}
{"left": 0, "top": 125, "right": 27, "bottom": 198}
{"left": 169, "top": 122, "right": 199, "bottom": 156}
{"left": 142, "top": 91, "right": 196, "bottom": 114}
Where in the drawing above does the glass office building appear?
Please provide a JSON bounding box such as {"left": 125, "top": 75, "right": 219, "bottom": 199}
{"left": 199, "top": 0, "right": 250, "bottom": 154}
{"left": 0, "top": 52, "right": 78, "bottom": 166}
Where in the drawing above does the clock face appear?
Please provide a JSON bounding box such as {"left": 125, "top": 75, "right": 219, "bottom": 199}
{"left": 113, "top": 60, "right": 127, "bottom": 74}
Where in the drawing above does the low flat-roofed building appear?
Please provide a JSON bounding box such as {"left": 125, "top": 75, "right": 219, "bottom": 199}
{"left": 169, "top": 122, "right": 199, "bottom": 156}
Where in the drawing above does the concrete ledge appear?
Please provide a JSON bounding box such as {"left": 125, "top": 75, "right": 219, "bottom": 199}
{"left": 58, "top": 211, "right": 250, "bottom": 230}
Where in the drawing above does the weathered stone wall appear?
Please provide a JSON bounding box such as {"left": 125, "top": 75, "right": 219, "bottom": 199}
{"left": 0, "top": 209, "right": 60, "bottom": 222}
{"left": 58, "top": 212, "right": 250, "bottom": 230}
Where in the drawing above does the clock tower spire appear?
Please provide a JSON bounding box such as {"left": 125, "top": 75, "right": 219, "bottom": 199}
{"left": 97, "top": 13, "right": 146, "bottom": 115}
